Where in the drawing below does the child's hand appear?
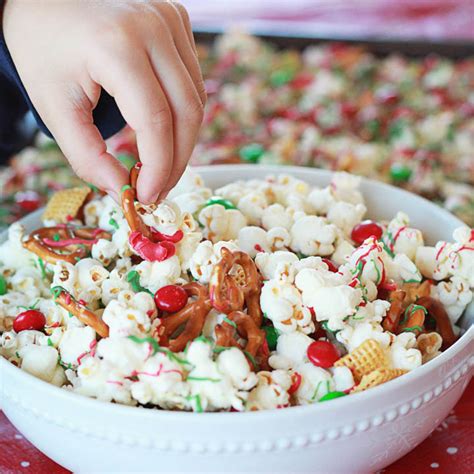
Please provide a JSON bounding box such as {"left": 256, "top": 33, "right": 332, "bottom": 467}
{"left": 3, "top": 1, "right": 206, "bottom": 203}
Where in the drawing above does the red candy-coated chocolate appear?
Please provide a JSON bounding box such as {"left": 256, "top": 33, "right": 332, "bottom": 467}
{"left": 351, "top": 220, "right": 383, "bottom": 245}
{"left": 307, "top": 341, "right": 340, "bottom": 368}
{"left": 322, "top": 258, "right": 338, "bottom": 273}
{"left": 13, "top": 310, "right": 46, "bottom": 333}
{"left": 155, "top": 285, "right": 188, "bottom": 313}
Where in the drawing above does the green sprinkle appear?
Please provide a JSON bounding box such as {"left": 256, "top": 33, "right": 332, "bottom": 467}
{"left": 401, "top": 325, "right": 423, "bottom": 333}
{"left": 213, "top": 345, "right": 231, "bottom": 354}
{"left": 263, "top": 326, "right": 279, "bottom": 351}
{"left": 0, "top": 274, "right": 7, "bottom": 296}
{"left": 311, "top": 381, "right": 322, "bottom": 401}
{"left": 402, "top": 304, "right": 428, "bottom": 324}
{"left": 50, "top": 286, "right": 64, "bottom": 299}
{"left": 319, "top": 391, "right": 347, "bottom": 402}
{"left": 52, "top": 233, "right": 60, "bottom": 242}
{"left": 108, "top": 217, "right": 119, "bottom": 230}
{"left": 47, "top": 338, "right": 54, "bottom": 347}
{"left": 121, "top": 184, "right": 132, "bottom": 194}
{"left": 194, "top": 335, "right": 213, "bottom": 345}
{"left": 128, "top": 334, "right": 161, "bottom": 354}
{"left": 127, "top": 335, "right": 190, "bottom": 366}
{"left": 403, "top": 278, "right": 422, "bottom": 284}
{"left": 37, "top": 258, "right": 51, "bottom": 280}
{"left": 203, "top": 197, "right": 237, "bottom": 210}
{"left": 126, "top": 271, "right": 153, "bottom": 295}
{"left": 223, "top": 317, "right": 237, "bottom": 329}
{"left": 116, "top": 153, "right": 137, "bottom": 171}
{"left": 239, "top": 143, "right": 265, "bottom": 163}
{"left": 390, "top": 164, "right": 412, "bottom": 183}
{"left": 186, "top": 394, "right": 203, "bottom": 413}
{"left": 322, "top": 320, "right": 340, "bottom": 335}
{"left": 382, "top": 241, "right": 395, "bottom": 258}
{"left": 187, "top": 376, "right": 221, "bottom": 383}
{"left": 374, "top": 260, "right": 382, "bottom": 285}
{"left": 244, "top": 350, "right": 258, "bottom": 371}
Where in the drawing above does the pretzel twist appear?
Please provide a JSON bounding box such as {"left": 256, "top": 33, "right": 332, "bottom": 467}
{"left": 417, "top": 296, "right": 457, "bottom": 349}
{"left": 23, "top": 226, "right": 111, "bottom": 265}
{"left": 215, "top": 310, "right": 266, "bottom": 358}
{"left": 209, "top": 248, "right": 263, "bottom": 326}
{"left": 382, "top": 290, "right": 406, "bottom": 332}
{"left": 121, "top": 162, "right": 151, "bottom": 238}
{"left": 53, "top": 288, "right": 109, "bottom": 338}
{"left": 159, "top": 282, "right": 212, "bottom": 352}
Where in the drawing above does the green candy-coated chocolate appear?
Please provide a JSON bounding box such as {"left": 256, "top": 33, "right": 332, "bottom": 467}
{"left": 263, "top": 326, "right": 279, "bottom": 351}
{"left": 319, "top": 391, "right": 347, "bottom": 402}
{"left": 270, "top": 69, "right": 294, "bottom": 87}
{"left": 390, "top": 164, "right": 412, "bottom": 182}
{"left": 0, "top": 275, "right": 7, "bottom": 296}
{"left": 239, "top": 143, "right": 265, "bottom": 163}
{"left": 203, "top": 197, "right": 237, "bottom": 210}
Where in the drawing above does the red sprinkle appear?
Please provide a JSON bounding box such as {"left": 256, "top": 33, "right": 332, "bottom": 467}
{"left": 288, "top": 372, "right": 302, "bottom": 395}
{"left": 307, "top": 340, "right": 340, "bottom": 368}
{"left": 351, "top": 220, "right": 383, "bottom": 245}
{"left": 322, "top": 258, "right": 338, "bottom": 273}
{"left": 154, "top": 285, "right": 188, "bottom": 313}
{"left": 254, "top": 244, "right": 264, "bottom": 253}
{"left": 13, "top": 310, "right": 46, "bottom": 333}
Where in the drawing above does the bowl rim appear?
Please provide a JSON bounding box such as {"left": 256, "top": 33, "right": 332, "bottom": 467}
{"left": 1, "top": 164, "right": 473, "bottom": 421}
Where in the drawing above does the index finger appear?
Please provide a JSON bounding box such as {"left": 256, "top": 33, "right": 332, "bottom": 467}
{"left": 89, "top": 50, "right": 174, "bottom": 204}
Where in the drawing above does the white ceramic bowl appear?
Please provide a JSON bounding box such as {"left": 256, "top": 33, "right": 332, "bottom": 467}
{"left": 1, "top": 165, "right": 473, "bottom": 473}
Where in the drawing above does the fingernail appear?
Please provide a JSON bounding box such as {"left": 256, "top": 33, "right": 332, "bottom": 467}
{"left": 140, "top": 192, "right": 159, "bottom": 205}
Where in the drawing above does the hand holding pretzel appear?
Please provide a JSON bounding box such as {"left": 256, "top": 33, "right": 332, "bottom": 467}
{"left": 159, "top": 282, "right": 212, "bottom": 352}
{"left": 122, "top": 162, "right": 181, "bottom": 262}
{"left": 24, "top": 225, "right": 111, "bottom": 265}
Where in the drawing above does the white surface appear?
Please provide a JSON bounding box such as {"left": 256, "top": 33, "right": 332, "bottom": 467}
{"left": 1, "top": 165, "right": 473, "bottom": 473}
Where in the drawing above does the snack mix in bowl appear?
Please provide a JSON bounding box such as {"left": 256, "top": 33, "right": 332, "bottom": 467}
{"left": 1, "top": 165, "right": 472, "bottom": 412}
